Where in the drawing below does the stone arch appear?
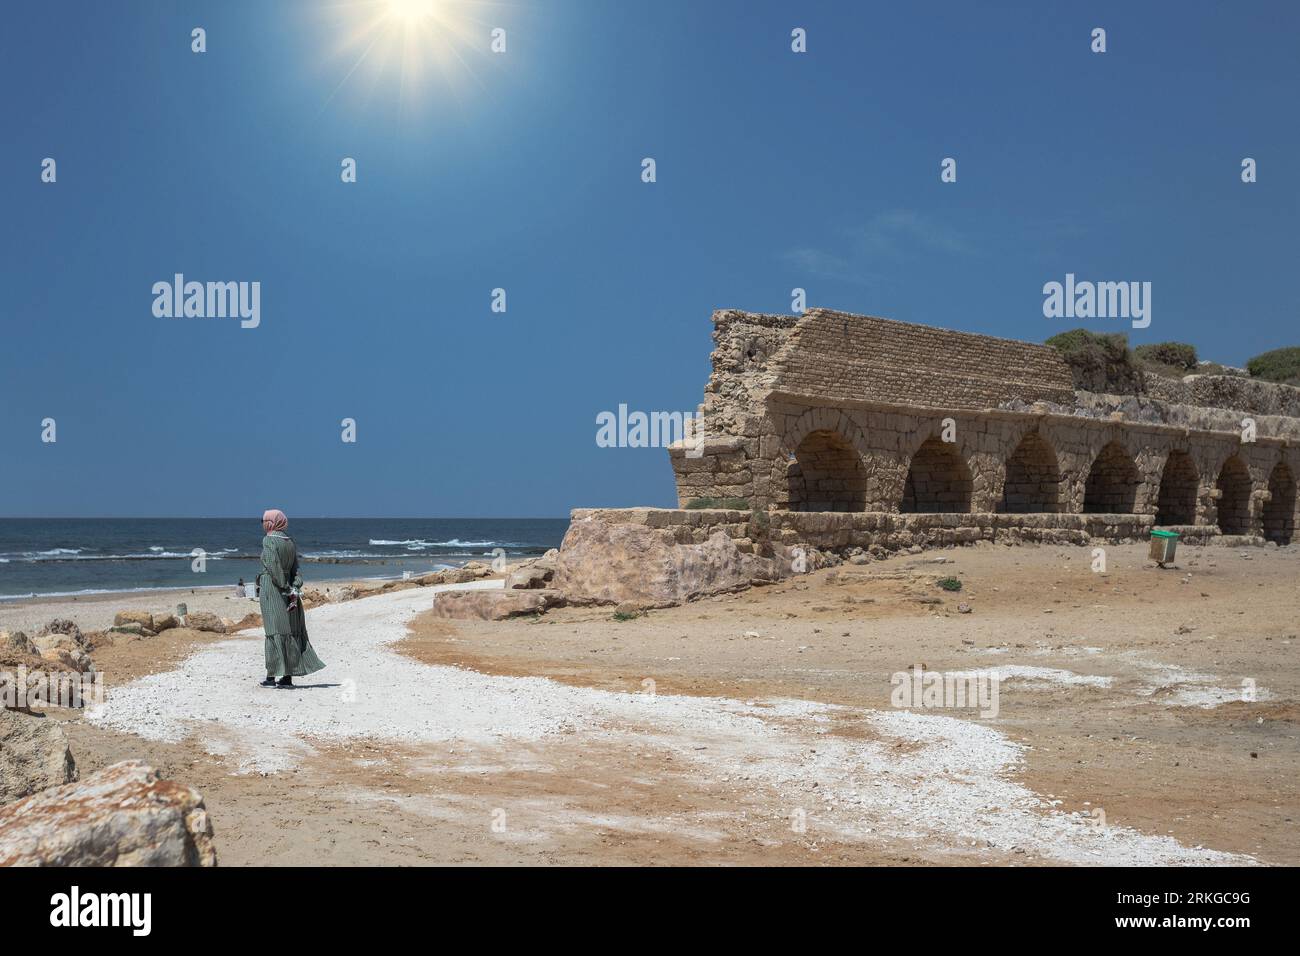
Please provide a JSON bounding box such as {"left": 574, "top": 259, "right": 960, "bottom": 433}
{"left": 1083, "top": 441, "right": 1140, "bottom": 514}
{"left": 1155, "top": 449, "right": 1199, "bottom": 525}
{"left": 1214, "top": 454, "right": 1252, "bottom": 534}
{"left": 783, "top": 407, "right": 870, "bottom": 462}
{"left": 787, "top": 429, "right": 868, "bottom": 512}
{"left": 900, "top": 437, "right": 973, "bottom": 513}
{"left": 1262, "top": 461, "right": 1296, "bottom": 544}
{"left": 1001, "top": 431, "right": 1062, "bottom": 513}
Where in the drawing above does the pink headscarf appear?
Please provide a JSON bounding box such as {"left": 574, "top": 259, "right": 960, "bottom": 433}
{"left": 262, "top": 509, "right": 288, "bottom": 533}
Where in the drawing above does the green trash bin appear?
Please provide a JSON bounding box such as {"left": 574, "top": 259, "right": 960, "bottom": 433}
{"left": 1149, "top": 529, "right": 1179, "bottom": 566}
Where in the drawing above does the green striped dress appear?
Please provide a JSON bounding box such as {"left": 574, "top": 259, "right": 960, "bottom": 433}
{"left": 258, "top": 532, "right": 325, "bottom": 678}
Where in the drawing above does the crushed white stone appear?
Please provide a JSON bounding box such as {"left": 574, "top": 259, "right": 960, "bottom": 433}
{"left": 87, "top": 582, "right": 1255, "bottom": 865}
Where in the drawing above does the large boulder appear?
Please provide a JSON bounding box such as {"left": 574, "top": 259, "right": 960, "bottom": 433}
{"left": 112, "top": 610, "right": 155, "bottom": 631}
{"left": 151, "top": 614, "right": 179, "bottom": 633}
{"left": 182, "top": 611, "right": 225, "bottom": 634}
{"left": 0, "top": 761, "right": 217, "bottom": 867}
{"left": 505, "top": 563, "right": 553, "bottom": 590}
{"left": 430, "top": 588, "right": 564, "bottom": 621}
{"left": 0, "top": 709, "right": 77, "bottom": 805}
{"left": 552, "top": 519, "right": 783, "bottom": 607}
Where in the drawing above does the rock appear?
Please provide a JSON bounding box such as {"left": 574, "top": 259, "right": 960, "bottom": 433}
{"left": 614, "top": 602, "right": 644, "bottom": 618}
{"left": 430, "top": 588, "right": 564, "bottom": 621}
{"left": 229, "top": 613, "right": 262, "bottom": 632}
{"left": 40, "top": 646, "right": 94, "bottom": 674}
{"left": 36, "top": 619, "right": 86, "bottom": 647}
{"left": 151, "top": 614, "right": 179, "bottom": 633}
{"left": 0, "top": 760, "right": 216, "bottom": 866}
{"left": 415, "top": 567, "right": 485, "bottom": 587}
{"left": 113, "top": 610, "right": 155, "bottom": 630}
{"left": 108, "top": 623, "right": 153, "bottom": 638}
{"left": 0, "top": 708, "right": 77, "bottom": 805}
{"left": 32, "top": 633, "right": 96, "bottom": 674}
{"left": 1, "top": 648, "right": 81, "bottom": 712}
{"left": 182, "top": 611, "right": 226, "bottom": 633}
{"left": 1, "top": 630, "right": 38, "bottom": 657}
{"left": 505, "top": 564, "right": 553, "bottom": 590}
{"left": 848, "top": 554, "right": 871, "bottom": 565}
{"left": 957, "top": 603, "right": 973, "bottom": 614}
{"left": 552, "top": 518, "right": 783, "bottom": 607}
{"left": 300, "top": 588, "right": 331, "bottom": 607}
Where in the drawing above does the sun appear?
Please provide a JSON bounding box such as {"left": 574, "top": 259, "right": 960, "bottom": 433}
{"left": 384, "top": 0, "right": 438, "bottom": 24}
{"left": 314, "top": 0, "right": 497, "bottom": 114}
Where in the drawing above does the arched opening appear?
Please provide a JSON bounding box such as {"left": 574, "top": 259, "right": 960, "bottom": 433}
{"left": 1262, "top": 462, "right": 1296, "bottom": 544}
{"left": 1155, "top": 450, "right": 1198, "bottom": 525}
{"left": 1002, "top": 432, "right": 1062, "bottom": 513}
{"left": 787, "top": 429, "right": 867, "bottom": 512}
{"left": 1083, "top": 441, "right": 1140, "bottom": 514}
{"left": 1215, "top": 455, "right": 1252, "bottom": 534}
{"left": 900, "top": 437, "right": 972, "bottom": 513}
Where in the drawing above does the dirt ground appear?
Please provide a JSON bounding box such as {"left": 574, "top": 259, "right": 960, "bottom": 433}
{"left": 56, "top": 541, "right": 1300, "bottom": 866}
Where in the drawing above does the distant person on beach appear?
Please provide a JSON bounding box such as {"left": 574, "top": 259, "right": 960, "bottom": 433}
{"left": 257, "top": 509, "right": 325, "bottom": 689}
{"left": 236, "top": 577, "right": 246, "bottom": 598}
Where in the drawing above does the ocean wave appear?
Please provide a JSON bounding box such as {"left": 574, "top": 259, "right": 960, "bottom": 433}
{"left": 9, "top": 552, "right": 212, "bottom": 562}
{"left": 0, "top": 570, "right": 416, "bottom": 603}
{"left": 368, "top": 538, "right": 508, "bottom": 549}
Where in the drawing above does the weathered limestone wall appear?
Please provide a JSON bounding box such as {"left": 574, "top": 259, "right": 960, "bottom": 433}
{"left": 674, "top": 308, "right": 1300, "bottom": 546}
{"left": 571, "top": 507, "right": 1187, "bottom": 557}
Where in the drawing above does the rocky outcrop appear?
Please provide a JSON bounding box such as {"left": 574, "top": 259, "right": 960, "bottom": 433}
{"left": 430, "top": 588, "right": 564, "bottom": 620}
{"left": 0, "top": 760, "right": 217, "bottom": 867}
{"left": 552, "top": 515, "right": 784, "bottom": 607}
{"left": 0, "top": 709, "right": 77, "bottom": 805}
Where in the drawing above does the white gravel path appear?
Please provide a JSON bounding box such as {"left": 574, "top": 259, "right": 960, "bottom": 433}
{"left": 87, "top": 582, "right": 1256, "bottom": 865}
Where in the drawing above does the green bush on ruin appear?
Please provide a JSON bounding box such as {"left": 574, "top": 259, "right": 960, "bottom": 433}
{"left": 1134, "top": 341, "right": 1199, "bottom": 375}
{"left": 1045, "top": 328, "right": 1144, "bottom": 394}
{"left": 1246, "top": 347, "right": 1300, "bottom": 386}
{"left": 936, "top": 576, "right": 963, "bottom": 592}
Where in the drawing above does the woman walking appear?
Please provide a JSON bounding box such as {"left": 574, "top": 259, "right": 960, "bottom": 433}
{"left": 257, "top": 509, "right": 325, "bottom": 688}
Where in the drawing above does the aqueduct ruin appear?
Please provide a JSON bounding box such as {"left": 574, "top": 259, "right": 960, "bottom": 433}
{"left": 661, "top": 308, "right": 1300, "bottom": 553}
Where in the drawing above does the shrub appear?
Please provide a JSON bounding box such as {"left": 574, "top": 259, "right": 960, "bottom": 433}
{"left": 1045, "top": 328, "right": 1143, "bottom": 394}
{"left": 1246, "top": 347, "right": 1300, "bottom": 386}
{"left": 1135, "top": 341, "right": 1198, "bottom": 373}
{"left": 684, "top": 497, "right": 750, "bottom": 510}
{"left": 936, "top": 577, "right": 963, "bottom": 592}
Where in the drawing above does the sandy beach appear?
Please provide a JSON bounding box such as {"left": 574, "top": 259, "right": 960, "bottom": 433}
{"left": 16, "top": 539, "right": 1295, "bottom": 866}
{"left": 0, "top": 585, "right": 264, "bottom": 635}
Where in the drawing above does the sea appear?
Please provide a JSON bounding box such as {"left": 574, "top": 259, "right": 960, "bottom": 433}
{"left": 0, "top": 518, "right": 569, "bottom": 601}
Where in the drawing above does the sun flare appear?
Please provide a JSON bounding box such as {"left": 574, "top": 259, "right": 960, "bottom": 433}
{"left": 316, "top": 0, "right": 495, "bottom": 113}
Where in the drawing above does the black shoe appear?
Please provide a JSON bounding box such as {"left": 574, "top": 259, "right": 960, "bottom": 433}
{"left": 276, "top": 677, "right": 294, "bottom": 689}
{"left": 259, "top": 678, "right": 277, "bottom": 688}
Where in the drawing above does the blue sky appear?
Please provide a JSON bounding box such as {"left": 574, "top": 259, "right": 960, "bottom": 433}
{"left": 2, "top": 0, "right": 1297, "bottom": 517}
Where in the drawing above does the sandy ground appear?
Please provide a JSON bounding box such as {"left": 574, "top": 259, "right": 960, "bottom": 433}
{"left": 24, "top": 541, "right": 1300, "bottom": 866}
